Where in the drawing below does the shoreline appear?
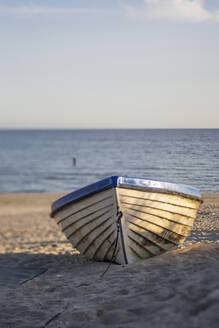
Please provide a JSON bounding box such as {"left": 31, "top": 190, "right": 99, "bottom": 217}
{"left": 0, "top": 193, "right": 219, "bottom": 327}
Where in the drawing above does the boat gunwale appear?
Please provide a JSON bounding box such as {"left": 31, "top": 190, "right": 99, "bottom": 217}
{"left": 51, "top": 176, "right": 202, "bottom": 217}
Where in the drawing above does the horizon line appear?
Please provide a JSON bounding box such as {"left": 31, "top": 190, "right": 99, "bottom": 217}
{"left": 0, "top": 127, "right": 218, "bottom": 131}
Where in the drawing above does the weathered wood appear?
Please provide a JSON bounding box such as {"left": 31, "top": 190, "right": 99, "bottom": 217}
{"left": 120, "top": 202, "right": 194, "bottom": 227}
{"left": 118, "top": 188, "right": 200, "bottom": 208}
{"left": 59, "top": 201, "right": 113, "bottom": 232}
{"left": 118, "top": 192, "right": 198, "bottom": 217}
{"left": 54, "top": 188, "right": 126, "bottom": 263}
{"left": 53, "top": 186, "right": 201, "bottom": 265}
{"left": 55, "top": 189, "right": 114, "bottom": 223}
{"left": 128, "top": 228, "right": 171, "bottom": 254}
{"left": 126, "top": 215, "right": 185, "bottom": 245}
{"left": 124, "top": 208, "right": 191, "bottom": 236}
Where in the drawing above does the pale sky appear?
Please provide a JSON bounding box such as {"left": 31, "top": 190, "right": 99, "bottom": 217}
{"left": 0, "top": 0, "right": 219, "bottom": 129}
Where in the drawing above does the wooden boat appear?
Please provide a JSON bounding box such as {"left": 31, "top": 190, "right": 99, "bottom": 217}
{"left": 51, "top": 176, "right": 202, "bottom": 264}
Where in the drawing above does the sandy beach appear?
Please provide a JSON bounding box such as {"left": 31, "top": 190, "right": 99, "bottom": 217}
{"left": 0, "top": 193, "right": 219, "bottom": 328}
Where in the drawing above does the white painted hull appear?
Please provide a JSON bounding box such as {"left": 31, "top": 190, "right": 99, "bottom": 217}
{"left": 52, "top": 187, "right": 201, "bottom": 264}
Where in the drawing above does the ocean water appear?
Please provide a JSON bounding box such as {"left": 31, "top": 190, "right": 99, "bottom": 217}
{"left": 0, "top": 129, "right": 218, "bottom": 193}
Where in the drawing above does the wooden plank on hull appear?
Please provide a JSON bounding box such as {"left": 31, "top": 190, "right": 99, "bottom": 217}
{"left": 68, "top": 216, "right": 114, "bottom": 254}
{"left": 124, "top": 208, "right": 191, "bottom": 236}
{"left": 128, "top": 234, "right": 156, "bottom": 257}
{"left": 120, "top": 202, "right": 194, "bottom": 227}
{"left": 127, "top": 216, "right": 185, "bottom": 245}
{"left": 119, "top": 194, "right": 197, "bottom": 218}
{"left": 59, "top": 201, "right": 113, "bottom": 231}
{"left": 93, "top": 229, "right": 115, "bottom": 259}
{"left": 55, "top": 188, "right": 114, "bottom": 222}
{"left": 104, "top": 245, "right": 122, "bottom": 264}
{"left": 75, "top": 220, "right": 113, "bottom": 256}
{"left": 128, "top": 225, "right": 173, "bottom": 251}
{"left": 128, "top": 229, "right": 165, "bottom": 255}
{"left": 83, "top": 224, "right": 114, "bottom": 260}
{"left": 65, "top": 209, "right": 114, "bottom": 240}
{"left": 129, "top": 246, "right": 144, "bottom": 260}
{"left": 118, "top": 188, "right": 200, "bottom": 209}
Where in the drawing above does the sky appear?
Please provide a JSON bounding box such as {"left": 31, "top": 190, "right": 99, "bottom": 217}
{"left": 0, "top": 0, "right": 219, "bottom": 129}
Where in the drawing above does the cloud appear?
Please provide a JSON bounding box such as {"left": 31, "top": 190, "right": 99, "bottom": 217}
{"left": 124, "top": 0, "right": 219, "bottom": 23}
{"left": 0, "top": 5, "right": 113, "bottom": 16}
{"left": 1, "top": 1, "right": 218, "bottom": 22}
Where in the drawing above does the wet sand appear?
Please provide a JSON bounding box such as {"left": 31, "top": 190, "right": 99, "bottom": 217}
{"left": 0, "top": 193, "right": 219, "bottom": 328}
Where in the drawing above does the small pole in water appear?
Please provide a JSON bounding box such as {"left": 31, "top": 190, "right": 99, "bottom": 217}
{"left": 73, "top": 156, "right": 77, "bottom": 167}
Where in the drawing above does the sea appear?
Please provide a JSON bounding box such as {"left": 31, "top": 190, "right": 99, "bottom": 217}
{"left": 0, "top": 129, "right": 218, "bottom": 193}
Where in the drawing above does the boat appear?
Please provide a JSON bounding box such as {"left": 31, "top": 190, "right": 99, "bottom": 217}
{"left": 51, "top": 176, "right": 202, "bottom": 264}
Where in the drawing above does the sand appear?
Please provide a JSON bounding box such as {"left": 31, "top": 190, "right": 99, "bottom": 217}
{"left": 0, "top": 193, "right": 219, "bottom": 328}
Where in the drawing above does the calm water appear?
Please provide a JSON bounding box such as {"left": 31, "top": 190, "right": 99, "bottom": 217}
{"left": 0, "top": 129, "right": 218, "bottom": 193}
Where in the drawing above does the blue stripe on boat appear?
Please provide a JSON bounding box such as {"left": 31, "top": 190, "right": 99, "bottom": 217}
{"left": 51, "top": 176, "right": 201, "bottom": 216}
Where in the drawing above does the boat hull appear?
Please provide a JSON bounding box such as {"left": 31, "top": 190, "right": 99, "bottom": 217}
{"left": 52, "top": 184, "right": 201, "bottom": 264}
